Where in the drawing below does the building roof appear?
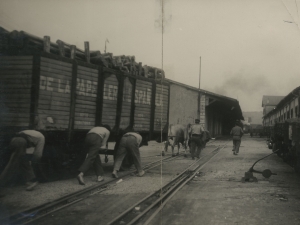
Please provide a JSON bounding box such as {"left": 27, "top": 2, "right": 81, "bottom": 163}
{"left": 165, "top": 78, "right": 237, "bottom": 102}
{"left": 275, "top": 86, "right": 300, "bottom": 109}
{"left": 165, "top": 78, "right": 244, "bottom": 120}
{"left": 264, "top": 106, "right": 275, "bottom": 115}
{"left": 261, "top": 95, "right": 285, "bottom": 107}
{"left": 263, "top": 86, "right": 300, "bottom": 118}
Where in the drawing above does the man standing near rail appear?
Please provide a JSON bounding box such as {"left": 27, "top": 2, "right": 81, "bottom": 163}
{"left": 230, "top": 120, "right": 244, "bottom": 155}
{"left": 189, "top": 119, "right": 205, "bottom": 160}
{"left": 112, "top": 132, "right": 146, "bottom": 178}
{"left": 77, "top": 125, "right": 111, "bottom": 185}
{"left": 0, "top": 130, "right": 45, "bottom": 191}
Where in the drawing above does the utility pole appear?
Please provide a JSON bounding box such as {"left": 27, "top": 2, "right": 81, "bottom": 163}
{"left": 199, "top": 56, "right": 201, "bottom": 89}
{"left": 197, "top": 56, "right": 201, "bottom": 121}
{"left": 105, "top": 39, "right": 109, "bottom": 53}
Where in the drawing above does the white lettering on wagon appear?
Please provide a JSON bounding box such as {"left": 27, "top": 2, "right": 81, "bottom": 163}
{"left": 39, "top": 75, "right": 97, "bottom": 97}
{"left": 103, "top": 84, "right": 118, "bottom": 100}
{"left": 155, "top": 93, "right": 163, "bottom": 107}
{"left": 135, "top": 88, "right": 151, "bottom": 105}
{"left": 40, "top": 75, "right": 70, "bottom": 93}
{"left": 76, "top": 78, "right": 97, "bottom": 97}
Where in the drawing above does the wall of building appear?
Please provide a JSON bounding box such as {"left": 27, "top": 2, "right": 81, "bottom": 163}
{"left": 168, "top": 82, "right": 224, "bottom": 137}
{"left": 263, "top": 96, "right": 299, "bottom": 126}
{"left": 168, "top": 83, "right": 199, "bottom": 126}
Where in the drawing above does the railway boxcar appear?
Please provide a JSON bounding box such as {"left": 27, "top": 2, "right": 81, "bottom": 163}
{"left": 0, "top": 30, "right": 169, "bottom": 179}
{"left": 272, "top": 118, "right": 300, "bottom": 172}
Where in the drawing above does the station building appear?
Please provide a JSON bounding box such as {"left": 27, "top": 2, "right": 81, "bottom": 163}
{"left": 263, "top": 86, "right": 300, "bottom": 126}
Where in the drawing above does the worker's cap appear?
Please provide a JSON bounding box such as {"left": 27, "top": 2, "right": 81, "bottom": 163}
{"left": 195, "top": 119, "right": 200, "bottom": 123}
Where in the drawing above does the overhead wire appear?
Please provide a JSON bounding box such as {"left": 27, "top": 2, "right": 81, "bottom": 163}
{"left": 295, "top": 0, "right": 299, "bottom": 22}
{"left": 280, "top": 0, "right": 300, "bottom": 30}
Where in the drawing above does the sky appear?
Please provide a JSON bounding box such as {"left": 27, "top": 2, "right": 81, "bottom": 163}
{"left": 1, "top": 0, "right": 300, "bottom": 112}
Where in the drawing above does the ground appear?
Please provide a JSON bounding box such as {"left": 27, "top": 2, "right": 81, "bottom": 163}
{"left": 1, "top": 134, "right": 300, "bottom": 225}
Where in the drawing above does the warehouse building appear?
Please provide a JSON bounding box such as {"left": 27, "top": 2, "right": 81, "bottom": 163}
{"left": 166, "top": 79, "right": 244, "bottom": 137}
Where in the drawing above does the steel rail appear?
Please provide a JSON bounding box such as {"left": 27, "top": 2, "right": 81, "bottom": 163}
{"left": 142, "top": 146, "right": 225, "bottom": 225}
{"left": 106, "top": 146, "right": 223, "bottom": 225}
{"left": 4, "top": 152, "right": 182, "bottom": 225}
{"left": 105, "top": 152, "right": 208, "bottom": 225}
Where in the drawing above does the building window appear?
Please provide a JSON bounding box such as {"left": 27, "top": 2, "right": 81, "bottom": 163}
{"left": 291, "top": 109, "right": 294, "bottom": 118}
{"left": 296, "top": 106, "right": 299, "bottom": 117}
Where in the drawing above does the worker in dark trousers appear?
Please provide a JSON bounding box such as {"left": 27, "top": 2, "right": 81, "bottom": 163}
{"left": 195, "top": 130, "right": 211, "bottom": 158}
{"left": 189, "top": 119, "right": 204, "bottom": 159}
{"left": 77, "top": 125, "right": 111, "bottom": 185}
{"left": 230, "top": 120, "right": 244, "bottom": 155}
{"left": 112, "top": 132, "right": 146, "bottom": 178}
{"left": 0, "top": 130, "right": 45, "bottom": 191}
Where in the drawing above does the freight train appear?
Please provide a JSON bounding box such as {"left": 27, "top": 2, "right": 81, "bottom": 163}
{"left": 269, "top": 119, "right": 300, "bottom": 172}
{"left": 0, "top": 28, "right": 243, "bottom": 180}
{"left": 262, "top": 86, "right": 300, "bottom": 172}
{"left": 0, "top": 29, "right": 169, "bottom": 179}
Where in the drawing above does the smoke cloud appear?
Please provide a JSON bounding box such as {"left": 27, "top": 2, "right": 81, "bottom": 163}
{"left": 213, "top": 71, "right": 271, "bottom": 96}
{"left": 211, "top": 70, "right": 274, "bottom": 111}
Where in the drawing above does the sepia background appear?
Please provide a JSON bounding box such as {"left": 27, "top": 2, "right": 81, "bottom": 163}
{"left": 1, "top": 0, "right": 300, "bottom": 111}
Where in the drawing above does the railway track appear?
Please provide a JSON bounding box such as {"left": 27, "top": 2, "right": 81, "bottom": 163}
{"left": 106, "top": 146, "right": 224, "bottom": 225}
{"left": 1, "top": 151, "right": 185, "bottom": 225}
{"left": 3, "top": 142, "right": 225, "bottom": 225}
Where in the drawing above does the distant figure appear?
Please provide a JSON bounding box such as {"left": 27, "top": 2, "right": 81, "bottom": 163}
{"left": 0, "top": 130, "right": 45, "bottom": 191}
{"left": 189, "top": 119, "right": 204, "bottom": 159}
{"left": 230, "top": 120, "right": 244, "bottom": 155}
{"left": 112, "top": 132, "right": 146, "bottom": 178}
{"left": 77, "top": 125, "right": 111, "bottom": 185}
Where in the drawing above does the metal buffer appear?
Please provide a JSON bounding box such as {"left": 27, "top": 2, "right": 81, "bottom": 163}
{"left": 242, "top": 150, "right": 278, "bottom": 182}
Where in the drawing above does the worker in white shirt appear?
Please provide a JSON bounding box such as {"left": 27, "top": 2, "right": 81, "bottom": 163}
{"left": 77, "top": 125, "right": 111, "bottom": 185}
{"left": 0, "top": 130, "right": 45, "bottom": 191}
{"left": 112, "top": 132, "right": 146, "bottom": 178}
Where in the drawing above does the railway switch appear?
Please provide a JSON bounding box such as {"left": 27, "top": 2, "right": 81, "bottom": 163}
{"left": 242, "top": 150, "right": 278, "bottom": 182}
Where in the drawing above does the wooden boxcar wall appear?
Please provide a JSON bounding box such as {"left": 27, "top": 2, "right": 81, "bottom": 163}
{"left": 37, "top": 57, "right": 72, "bottom": 130}
{"left": 0, "top": 53, "right": 170, "bottom": 151}
{"left": 134, "top": 79, "right": 152, "bottom": 131}
{"left": 154, "top": 83, "right": 169, "bottom": 132}
{"left": 0, "top": 56, "right": 34, "bottom": 128}
{"left": 74, "top": 65, "right": 99, "bottom": 129}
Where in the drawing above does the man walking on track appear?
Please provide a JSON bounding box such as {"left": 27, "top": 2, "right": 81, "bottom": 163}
{"left": 112, "top": 132, "right": 145, "bottom": 179}
{"left": 189, "top": 119, "right": 205, "bottom": 160}
{"left": 77, "top": 125, "right": 111, "bottom": 185}
{"left": 230, "top": 120, "right": 244, "bottom": 155}
{"left": 0, "top": 130, "right": 45, "bottom": 191}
